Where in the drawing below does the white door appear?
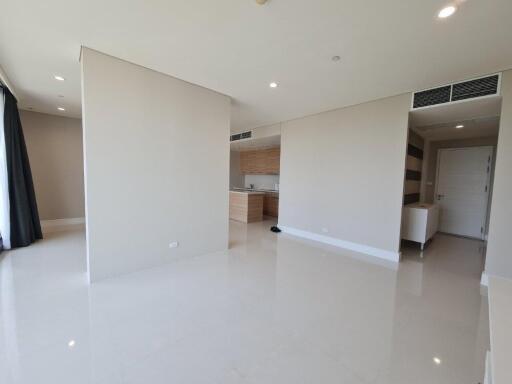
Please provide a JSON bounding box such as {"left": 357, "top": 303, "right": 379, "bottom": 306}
{"left": 435, "top": 147, "right": 492, "bottom": 239}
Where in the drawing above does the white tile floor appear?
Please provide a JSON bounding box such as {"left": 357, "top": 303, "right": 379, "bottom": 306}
{"left": 0, "top": 219, "right": 489, "bottom": 384}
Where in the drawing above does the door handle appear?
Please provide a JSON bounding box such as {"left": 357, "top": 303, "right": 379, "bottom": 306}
{"left": 437, "top": 194, "right": 444, "bottom": 200}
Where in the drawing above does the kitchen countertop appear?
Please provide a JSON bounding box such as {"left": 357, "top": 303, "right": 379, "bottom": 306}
{"left": 229, "top": 190, "right": 265, "bottom": 195}
{"left": 231, "top": 188, "right": 279, "bottom": 194}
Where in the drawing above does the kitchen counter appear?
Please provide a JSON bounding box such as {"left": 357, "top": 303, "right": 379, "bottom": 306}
{"left": 231, "top": 187, "right": 279, "bottom": 194}
{"left": 229, "top": 190, "right": 265, "bottom": 195}
{"left": 229, "top": 191, "right": 264, "bottom": 223}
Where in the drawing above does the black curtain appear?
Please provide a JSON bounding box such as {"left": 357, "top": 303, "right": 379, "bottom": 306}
{"left": 2, "top": 86, "right": 42, "bottom": 247}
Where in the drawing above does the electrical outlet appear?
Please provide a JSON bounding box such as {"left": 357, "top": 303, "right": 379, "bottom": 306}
{"left": 169, "top": 241, "right": 179, "bottom": 249}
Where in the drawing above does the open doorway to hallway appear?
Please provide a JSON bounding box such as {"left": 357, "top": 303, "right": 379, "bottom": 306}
{"left": 401, "top": 92, "right": 502, "bottom": 283}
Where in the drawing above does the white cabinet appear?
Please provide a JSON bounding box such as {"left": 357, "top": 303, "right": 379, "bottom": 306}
{"left": 401, "top": 203, "right": 439, "bottom": 250}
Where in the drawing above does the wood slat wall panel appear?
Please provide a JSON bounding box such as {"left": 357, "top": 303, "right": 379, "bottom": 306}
{"left": 404, "top": 180, "right": 421, "bottom": 194}
{"left": 407, "top": 144, "right": 424, "bottom": 159}
{"left": 404, "top": 193, "right": 420, "bottom": 205}
{"left": 405, "top": 169, "right": 422, "bottom": 180}
{"left": 406, "top": 155, "right": 423, "bottom": 172}
{"left": 403, "top": 131, "right": 424, "bottom": 205}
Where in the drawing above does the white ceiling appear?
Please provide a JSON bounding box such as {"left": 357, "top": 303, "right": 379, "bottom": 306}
{"left": 409, "top": 96, "right": 502, "bottom": 127}
{"left": 410, "top": 96, "right": 502, "bottom": 141}
{"left": 230, "top": 135, "right": 281, "bottom": 151}
{"left": 413, "top": 116, "right": 500, "bottom": 141}
{"left": 1, "top": 0, "right": 512, "bottom": 131}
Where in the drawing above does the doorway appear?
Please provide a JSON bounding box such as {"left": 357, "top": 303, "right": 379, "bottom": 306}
{"left": 228, "top": 130, "right": 281, "bottom": 247}
{"left": 401, "top": 94, "right": 502, "bottom": 280}
{"left": 435, "top": 146, "right": 493, "bottom": 239}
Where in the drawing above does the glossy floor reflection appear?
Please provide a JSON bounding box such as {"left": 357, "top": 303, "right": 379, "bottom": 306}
{"left": 0, "top": 220, "right": 489, "bottom": 383}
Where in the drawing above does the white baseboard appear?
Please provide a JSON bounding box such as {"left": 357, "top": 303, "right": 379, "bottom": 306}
{"left": 481, "top": 271, "right": 489, "bottom": 287}
{"left": 41, "top": 217, "right": 85, "bottom": 233}
{"left": 278, "top": 225, "right": 401, "bottom": 263}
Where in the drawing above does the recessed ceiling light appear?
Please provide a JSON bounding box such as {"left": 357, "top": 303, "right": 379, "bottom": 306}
{"left": 438, "top": 6, "right": 456, "bottom": 18}
{"left": 54, "top": 75, "right": 65, "bottom": 81}
{"left": 68, "top": 340, "right": 75, "bottom": 348}
{"left": 57, "top": 107, "right": 66, "bottom": 111}
{"left": 433, "top": 357, "right": 442, "bottom": 365}
{"left": 332, "top": 55, "right": 341, "bottom": 62}
{"left": 455, "top": 124, "right": 464, "bottom": 129}
{"left": 269, "top": 82, "right": 278, "bottom": 88}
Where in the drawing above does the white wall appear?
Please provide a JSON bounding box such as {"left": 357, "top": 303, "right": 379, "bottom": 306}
{"left": 278, "top": 94, "right": 410, "bottom": 261}
{"left": 81, "top": 48, "right": 231, "bottom": 282}
{"left": 20, "top": 110, "right": 85, "bottom": 220}
{"left": 486, "top": 70, "right": 512, "bottom": 280}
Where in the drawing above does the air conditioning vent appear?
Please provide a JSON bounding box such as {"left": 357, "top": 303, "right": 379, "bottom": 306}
{"left": 413, "top": 86, "right": 451, "bottom": 108}
{"left": 230, "top": 131, "right": 252, "bottom": 141}
{"left": 412, "top": 73, "right": 501, "bottom": 109}
{"left": 451, "top": 74, "right": 499, "bottom": 101}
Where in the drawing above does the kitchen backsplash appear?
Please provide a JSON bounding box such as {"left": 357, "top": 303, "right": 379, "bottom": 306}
{"left": 244, "top": 175, "right": 280, "bottom": 190}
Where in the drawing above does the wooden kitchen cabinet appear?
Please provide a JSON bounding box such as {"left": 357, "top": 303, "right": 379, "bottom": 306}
{"left": 265, "top": 148, "right": 280, "bottom": 174}
{"left": 263, "top": 192, "right": 279, "bottom": 217}
{"left": 240, "top": 148, "right": 280, "bottom": 175}
{"left": 240, "top": 150, "right": 258, "bottom": 174}
{"left": 240, "top": 151, "right": 249, "bottom": 173}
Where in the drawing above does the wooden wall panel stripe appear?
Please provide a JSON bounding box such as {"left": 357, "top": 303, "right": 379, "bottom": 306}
{"left": 404, "top": 180, "right": 421, "bottom": 194}
{"left": 404, "top": 130, "right": 424, "bottom": 206}
{"left": 406, "top": 155, "right": 423, "bottom": 172}
{"left": 407, "top": 144, "right": 424, "bottom": 160}
{"left": 408, "top": 130, "right": 425, "bottom": 149}
{"left": 404, "top": 193, "right": 420, "bottom": 205}
{"left": 405, "top": 170, "right": 422, "bottom": 180}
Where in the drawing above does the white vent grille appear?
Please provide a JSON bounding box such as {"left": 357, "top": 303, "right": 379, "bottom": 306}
{"left": 412, "top": 74, "right": 501, "bottom": 109}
